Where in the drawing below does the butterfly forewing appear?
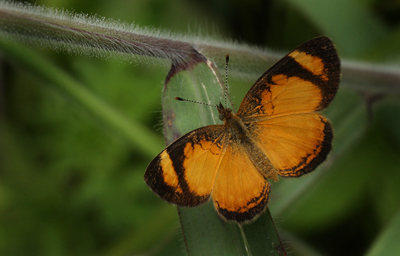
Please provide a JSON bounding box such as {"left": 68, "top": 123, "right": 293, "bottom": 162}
{"left": 237, "top": 36, "right": 340, "bottom": 120}
{"left": 144, "top": 125, "right": 226, "bottom": 206}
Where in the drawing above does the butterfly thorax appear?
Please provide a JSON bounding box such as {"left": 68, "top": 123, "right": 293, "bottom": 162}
{"left": 217, "top": 102, "right": 279, "bottom": 181}
{"left": 217, "top": 102, "right": 247, "bottom": 142}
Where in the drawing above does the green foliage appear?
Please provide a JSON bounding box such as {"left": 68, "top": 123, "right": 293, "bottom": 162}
{"left": 1, "top": 0, "right": 400, "bottom": 255}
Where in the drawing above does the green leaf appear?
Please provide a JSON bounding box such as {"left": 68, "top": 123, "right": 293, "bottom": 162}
{"left": 162, "top": 59, "right": 285, "bottom": 255}
{"left": 365, "top": 208, "right": 400, "bottom": 256}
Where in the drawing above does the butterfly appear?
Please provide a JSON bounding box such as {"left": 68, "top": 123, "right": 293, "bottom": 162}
{"left": 144, "top": 36, "right": 340, "bottom": 223}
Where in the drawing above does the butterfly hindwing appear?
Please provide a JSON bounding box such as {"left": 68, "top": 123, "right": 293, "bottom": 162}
{"left": 144, "top": 125, "right": 226, "bottom": 206}
{"left": 249, "top": 113, "right": 333, "bottom": 177}
{"left": 212, "top": 141, "right": 270, "bottom": 222}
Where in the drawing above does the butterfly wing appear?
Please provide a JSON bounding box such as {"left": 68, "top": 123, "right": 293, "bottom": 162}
{"left": 237, "top": 36, "right": 339, "bottom": 120}
{"left": 144, "top": 125, "right": 226, "bottom": 206}
{"left": 212, "top": 141, "right": 270, "bottom": 222}
{"left": 237, "top": 36, "right": 339, "bottom": 177}
{"left": 249, "top": 113, "right": 332, "bottom": 177}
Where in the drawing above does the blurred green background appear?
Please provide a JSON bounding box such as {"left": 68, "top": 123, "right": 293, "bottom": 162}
{"left": 1, "top": 0, "right": 400, "bottom": 255}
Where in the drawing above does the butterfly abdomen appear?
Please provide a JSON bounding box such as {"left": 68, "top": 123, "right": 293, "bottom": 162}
{"left": 222, "top": 111, "right": 278, "bottom": 181}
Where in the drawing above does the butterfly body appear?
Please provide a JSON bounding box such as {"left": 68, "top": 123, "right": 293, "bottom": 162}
{"left": 218, "top": 104, "right": 246, "bottom": 143}
{"left": 145, "top": 36, "right": 340, "bottom": 222}
{"left": 219, "top": 102, "right": 278, "bottom": 179}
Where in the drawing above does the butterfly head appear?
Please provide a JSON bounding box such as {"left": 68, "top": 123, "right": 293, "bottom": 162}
{"left": 217, "top": 102, "right": 233, "bottom": 122}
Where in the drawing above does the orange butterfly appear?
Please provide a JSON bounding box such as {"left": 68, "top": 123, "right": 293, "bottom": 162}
{"left": 144, "top": 36, "right": 340, "bottom": 222}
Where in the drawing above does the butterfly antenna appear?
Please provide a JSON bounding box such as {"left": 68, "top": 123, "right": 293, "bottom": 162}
{"left": 225, "top": 54, "right": 229, "bottom": 108}
{"left": 175, "top": 97, "right": 218, "bottom": 108}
